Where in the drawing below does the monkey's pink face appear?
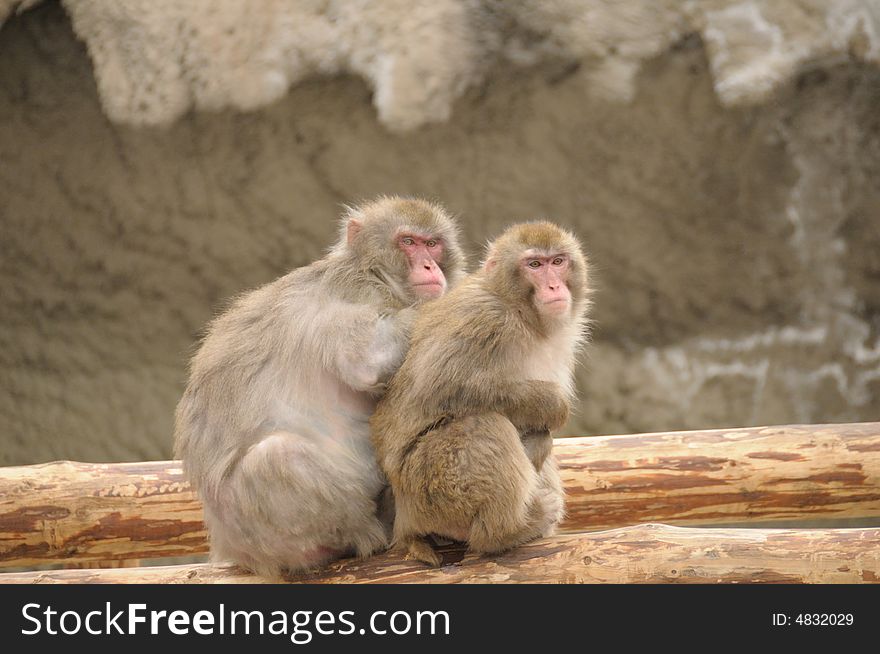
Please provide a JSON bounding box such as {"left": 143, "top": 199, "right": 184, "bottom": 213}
{"left": 398, "top": 232, "right": 447, "bottom": 300}
{"left": 522, "top": 252, "right": 572, "bottom": 317}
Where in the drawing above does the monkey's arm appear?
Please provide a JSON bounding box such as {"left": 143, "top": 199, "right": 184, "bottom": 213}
{"left": 322, "top": 303, "right": 415, "bottom": 394}
{"left": 444, "top": 377, "right": 570, "bottom": 434}
{"left": 410, "top": 310, "right": 571, "bottom": 432}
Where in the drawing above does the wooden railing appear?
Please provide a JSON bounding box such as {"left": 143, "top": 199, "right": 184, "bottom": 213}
{"left": 2, "top": 422, "right": 879, "bottom": 583}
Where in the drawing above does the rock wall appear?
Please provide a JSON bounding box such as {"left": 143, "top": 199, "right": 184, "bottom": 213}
{"left": 1, "top": 1, "right": 879, "bottom": 465}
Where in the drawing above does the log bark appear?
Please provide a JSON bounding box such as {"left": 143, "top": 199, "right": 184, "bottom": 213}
{"left": 1, "top": 422, "right": 879, "bottom": 568}
{"left": 2, "top": 524, "right": 878, "bottom": 584}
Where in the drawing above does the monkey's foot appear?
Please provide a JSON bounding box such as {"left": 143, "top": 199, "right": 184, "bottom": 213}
{"left": 403, "top": 537, "right": 441, "bottom": 567}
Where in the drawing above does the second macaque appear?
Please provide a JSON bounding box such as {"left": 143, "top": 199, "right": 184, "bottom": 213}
{"left": 371, "top": 222, "right": 591, "bottom": 566}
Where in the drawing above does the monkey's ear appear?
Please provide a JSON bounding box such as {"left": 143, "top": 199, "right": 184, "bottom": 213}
{"left": 346, "top": 219, "right": 363, "bottom": 245}
{"left": 483, "top": 258, "right": 498, "bottom": 272}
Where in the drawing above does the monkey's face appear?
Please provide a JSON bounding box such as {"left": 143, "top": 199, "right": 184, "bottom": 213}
{"left": 342, "top": 197, "right": 464, "bottom": 305}
{"left": 484, "top": 222, "right": 588, "bottom": 323}
{"left": 396, "top": 231, "right": 448, "bottom": 300}
{"left": 521, "top": 249, "right": 572, "bottom": 318}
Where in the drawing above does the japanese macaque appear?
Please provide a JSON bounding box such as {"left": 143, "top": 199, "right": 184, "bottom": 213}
{"left": 174, "top": 197, "right": 464, "bottom": 577}
{"left": 371, "top": 222, "right": 590, "bottom": 566}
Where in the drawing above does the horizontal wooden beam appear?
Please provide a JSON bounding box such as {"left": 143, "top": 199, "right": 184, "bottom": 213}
{"left": 557, "top": 421, "right": 880, "bottom": 530}
{"left": 3, "top": 524, "right": 878, "bottom": 584}
{"left": 0, "top": 460, "right": 205, "bottom": 568}
{"left": 2, "top": 422, "right": 879, "bottom": 568}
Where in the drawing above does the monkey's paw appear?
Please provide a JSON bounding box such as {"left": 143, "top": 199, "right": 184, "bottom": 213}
{"left": 404, "top": 538, "right": 441, "bottom": 567}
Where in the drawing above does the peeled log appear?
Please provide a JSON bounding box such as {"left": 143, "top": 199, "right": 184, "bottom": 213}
{"left": 1, "top": 422, "right": 879, "bottom": 568}
{"left": 1, "top": 524, "right": 878, "bottom": 584}
{"left": 0, "top": 461, "right": 206, "bottom": 568}
{"left": 556, "top": 421, "right": 880, "bottom": 530}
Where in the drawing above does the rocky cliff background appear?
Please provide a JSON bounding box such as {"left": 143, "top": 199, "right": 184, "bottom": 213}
{"left": 1, "top": 1, "right": 879, "bottom": 465}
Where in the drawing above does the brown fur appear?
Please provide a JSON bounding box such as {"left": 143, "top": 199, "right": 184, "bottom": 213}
{"left": 371, "top": 222, "right": 590, "bottom": 565}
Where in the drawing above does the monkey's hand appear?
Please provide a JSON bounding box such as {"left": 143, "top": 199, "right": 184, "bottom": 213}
{"left": 336, "top": 311, "right": 410, "bottom": 394}
{"left": 507, "top": 380, "right": 570, "bottom": 434}
{"left": 401, "top": 536, "right": 441, "bottom": 567}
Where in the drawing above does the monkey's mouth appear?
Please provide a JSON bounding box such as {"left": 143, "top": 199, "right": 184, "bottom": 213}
{"left": 413, "top": 282, "right": 445, "bottom": 292}
{"left": 413, "top": 282, "right": 445, "bottom": 298}
{"left": 540, "top": 298, "right": 571, "bottom": 314}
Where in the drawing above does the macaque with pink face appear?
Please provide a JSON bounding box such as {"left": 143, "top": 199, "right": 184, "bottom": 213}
{"left": 521, "top": 250, "right": 573, "bottom": 316}
{"left": 174, "top": 197, "right": 464, "bottom": 577}
{"left": 397, "top": 233, "right": 448, "bottom": 299}
{"left": 371, "top": 221, "right": 591, "bottom": 566}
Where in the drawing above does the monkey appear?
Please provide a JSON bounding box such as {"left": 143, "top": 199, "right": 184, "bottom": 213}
{"left": 370, "top": 221, "right": 590, "bottom": 567}
{"left": 173, "top": 196, "right": 465, "bottom": 577}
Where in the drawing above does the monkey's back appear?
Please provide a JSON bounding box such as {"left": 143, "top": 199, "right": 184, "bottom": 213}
{"left": 174, "top": 257, "right": 379, "bottom": 493}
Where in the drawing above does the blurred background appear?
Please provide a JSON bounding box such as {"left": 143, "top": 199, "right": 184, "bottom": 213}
{"left": 1, "top": 0, "right": 878, "bottom": 466}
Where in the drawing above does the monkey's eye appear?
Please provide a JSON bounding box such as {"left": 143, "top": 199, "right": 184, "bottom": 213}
{"left": 426, "top": 239, "right": 437, "bottom": 248}
{"left": 528, "top": 260, "right": 541, "bottom": 268}
{"left": 552, "top": 257, "right": 564, "bottom": 266}
{"left": 401, "top": 237, "right": 415, "bottom": 246}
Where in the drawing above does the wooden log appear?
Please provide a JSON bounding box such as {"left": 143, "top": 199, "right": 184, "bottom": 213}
{"left": 1, "top": 422, "right": 879, "bottom": 568}
{"left": 556, "top": 421, "right": 880, "bottom": 530}
{"left": 0, "top": 461, "right": 206, "bottom": 568}
{"left": 2, "top": 524, "right": 878, "bottom": 584}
